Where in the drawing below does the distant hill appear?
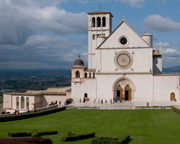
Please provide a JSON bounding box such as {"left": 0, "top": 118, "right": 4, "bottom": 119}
{"left": 163, "top": 66, "right": 180, "bottom": 73}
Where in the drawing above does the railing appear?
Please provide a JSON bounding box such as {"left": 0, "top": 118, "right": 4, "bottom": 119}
{"left": 36, "top": 104, "right": 58, "bottom": 112}
{"left": 0, "top": 104, "right": 59, "bottom": 117}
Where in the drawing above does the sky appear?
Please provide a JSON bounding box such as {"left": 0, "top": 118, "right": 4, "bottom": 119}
{"left": 0, "top": 0, "right": 180, "bottom": 69}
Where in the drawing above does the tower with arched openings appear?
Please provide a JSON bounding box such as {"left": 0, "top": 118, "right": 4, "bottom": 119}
{"left": 88, "top": 11, "right": 113, "bottom": 69}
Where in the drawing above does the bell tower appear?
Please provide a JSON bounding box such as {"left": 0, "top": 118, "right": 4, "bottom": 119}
{"left": 87, "top": 11, "right": 113, "bottom": 69}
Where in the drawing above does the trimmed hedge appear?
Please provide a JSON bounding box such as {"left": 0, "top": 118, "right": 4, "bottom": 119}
{"left": 0, "top": 137, "right": 52, "bottom": 144}
{"left": 171, "top": 106, "right": 180, "bottom": 115}
{"left": 8, "top": 132, "right": 31, "bottom": 137}
{"left": 38, "top": 130, "right": 57, "bottom": 136}
{"left": 91, "top": 135, "right": 130, "bottom": 144}
{"left": 0, "top": 106, "right": 66, "bottom": 122}
{"left": 8, "top": 130, "right": 58, "bottom": 137}
{"left": 61, "top": 132, "right": 95, "bottom": 142}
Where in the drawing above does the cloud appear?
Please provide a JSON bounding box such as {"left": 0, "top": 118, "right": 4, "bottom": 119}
{"left": 120, "top": 0, "right": 144, "bottom": 8}
{"left": 0, "top": 0, "right": 87, "bottom": 45}
{"left": 154, "top": 41, "right": 180, "bottom": 66}
{"left": 162, "top": 48, "right": 180, "bottom": 57}
{"left": 162, "top": 48, "right": 180, "bottom": 66}
{"left": 76, "top": 0, "right": 145, "bottom": 8}
{"left": 154, "top": 42, "right": 171, "bottom": 48}
{"left": 143, "top": 15, "right": 180, "bottom": 32}
{"left": 0, "top": 35, "right": 88, "bottom": 69}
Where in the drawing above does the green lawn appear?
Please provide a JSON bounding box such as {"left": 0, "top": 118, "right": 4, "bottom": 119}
{"left": 0, "top": 109, "right": 180, "bottom": 144}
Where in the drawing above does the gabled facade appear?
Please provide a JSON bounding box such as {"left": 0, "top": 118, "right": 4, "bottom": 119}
{"left": 71, "top": 10, "right": 180, "bottom": 105}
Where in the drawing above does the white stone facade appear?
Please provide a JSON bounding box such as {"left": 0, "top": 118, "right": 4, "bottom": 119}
{"left": 71, "top": 10, "right": 180, "bottom": 105}
{"left": 3, "top": 87, "right": 71, "bottom": 113}
{"left": 3, "top": 10, "right": 180, "bottom": 113}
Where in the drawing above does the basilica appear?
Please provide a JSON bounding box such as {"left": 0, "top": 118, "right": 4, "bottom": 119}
{"left": 71, "top": 10, "right": 180, "bottom": 104}
{"left": 3, "top": 10, "right": 180, "bottom": 113}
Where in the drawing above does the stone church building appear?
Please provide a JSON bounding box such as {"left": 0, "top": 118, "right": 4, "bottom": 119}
{"left": 71, "top": 11, "right": 180, "bottom": 104}
{"left": 3, "top": 10, "right": 180, "bottom": 113}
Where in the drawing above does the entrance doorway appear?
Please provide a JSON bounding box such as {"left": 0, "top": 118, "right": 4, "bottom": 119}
{"left": 113, "top": 77, "right": 135, "bottom": 102}
{"left": 125, "top": 90, "right": 129, "bottom": 101}
{"left": 170, "top": 92, "right": 175, "bottom": 101}
{"left": 84, "top": 93, "right": 89, "bottom": 102}
{"left": 116, "top": 85, "right": 123, "bottom": 101}
{"left": 125, "top": 85, "right": 131, "bottom": 101}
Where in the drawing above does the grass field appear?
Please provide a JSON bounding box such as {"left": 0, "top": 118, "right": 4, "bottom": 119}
{"left": 0, "top": 109, "right": 180, "bottom": 144}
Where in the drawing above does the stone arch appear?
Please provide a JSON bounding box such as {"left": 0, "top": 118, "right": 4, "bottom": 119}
{"left": 97, "top": 17, "right": 101, "bottom": 27}
{"left": 125, "top": 84, "right": 131, "bottom": 101}
{"left": 84, "top": 93, "right": 88, "bottom": 98}
{"left": 16, "top": 97, "right": 19, "bottom": 109}
{"left": 26, "top": 97, "right": 29, "bottom": 109}
{"left": 102, "top": 17, "right": 106, "bottom": 27}
{"left": 84, "top": 72, "right": 87, "bottom": 78}
{"left": 170, "top": 92, "right": 175, "bottom": 101}
{"left": 21, "top": 96, "right": 24, "bottom": 109}
{"left": 116, "top": 84, "right": 123, "bottom": 101}
{"left": 112, "top": 77, "right": 135, "bottom": 101}
{"left": 93, "top": 72, "right": 95, "bottom": 78}
{"left": 75, "top": 71, "right": 80, "bottom": 78}
{"left": 92, "top": 17, "right": 95, "bottom": 27}
{"left": 89, "top": 72, "right": 91, "bottom": 78}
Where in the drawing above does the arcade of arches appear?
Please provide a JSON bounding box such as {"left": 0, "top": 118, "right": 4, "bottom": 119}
{"left": 113, "top": 78, "right": 135, "bottom": 102}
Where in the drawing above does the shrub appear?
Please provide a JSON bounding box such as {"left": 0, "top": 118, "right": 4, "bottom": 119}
{"left": 8, "top": 132, "right": 31, "bottom": 137}
{"left": 31, "top": 129, "right": 40, "bottom": 137}
{"left": 38, "top": 130, "right": 58, "bottom": 136}
{"left": 8, "top": 130, "right": 58, "bottom": 137}
{"left": 91, "top": 135, "right": 130, "bottom": 144}
{"left": 61, "top": 132, "right": 95, "bottom": 142}
{"left": 0, "top": 106, "right": 66, "bottom": 122}
{"left": 0, "top": 137, "right": 52, "bottom": 144}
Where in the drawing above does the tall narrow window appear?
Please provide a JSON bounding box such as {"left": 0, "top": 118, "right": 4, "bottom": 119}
{"left": 97, "top": 17, "right": 101, "bottom": 27}
{"left": 76, "top": 71, "right": 80, "bottom": 78}
{"left": 92, "top": 17, "right": 95, "bottom": 27}
{"left": 89, "top": 73, "right": 91, "bottom": 78}
{"left": 16, "top": 97, "right": 19, "bottom": 109}
{"left": 102, "top": 17, "right": 106, "bottom": 27}
{"left": 93, "top": 73, "right": 95, "bottom": 78}
{"left": 26, "top": 97, "right": 29, "bottom": 109}
{"left": 84, "top": 73, "right": 87, "bottom": 78}
{"left": 92, "top": 34, "right": 95, "bottom": 40}
{"left": 21, "top": 96, "right": 24, "bottom": 109}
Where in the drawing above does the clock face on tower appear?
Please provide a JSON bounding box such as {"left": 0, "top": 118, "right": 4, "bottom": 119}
{"left": 114, "top": 51, "right": 133, "bottom": 70}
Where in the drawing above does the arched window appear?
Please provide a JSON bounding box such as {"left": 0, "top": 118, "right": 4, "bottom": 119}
{"left": 92, "top": 17, "right": 95, "bottom": 27}
{"left": 170, "top": 92, "right": 175, "bottom": 101}
{"left": 84, "top": 93, "right": 88, "bottom": 102}
{"left": 125, "top": 85, "right": 132, "bottom": 101}
{"left": 84, "top": 73, "right": 87, "bottom": 78}
{"left": 76, "top": 71, "right": 80, "bottom": 78}
{"left": 89, "top": 73, "right": 91, "bottom": 78}
{"left": 21, "top": 96, "right": 24, "bottom": 109}
{"left": 26, "top": 97, "right": 29, "bottom": 109}
{"left": 102, "top": 17, "right": 106, "bottom": 27}
{"left": 16, "top": 97, "right": 19, "bottom": 109}
{"left": 97, "top": 17, "right": 101, "bottom": 27}
{"left": 84, "top": 93, "right": 88, "bottom": 98}
{"left": 93, "top": 73, "right": 95, "bottom": 78}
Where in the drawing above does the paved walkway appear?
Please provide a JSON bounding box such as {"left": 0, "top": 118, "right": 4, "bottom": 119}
{"left": 67, "top": 101, "right": 178, "bottom": 110}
